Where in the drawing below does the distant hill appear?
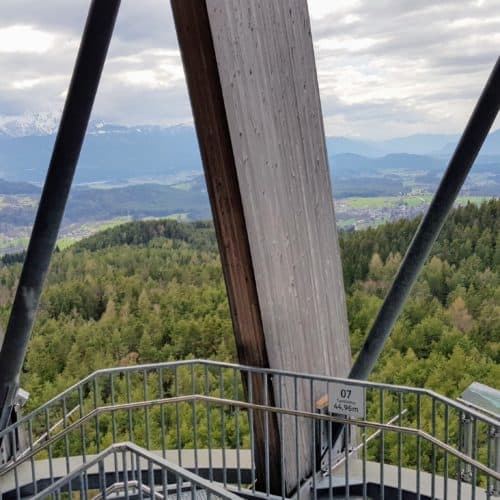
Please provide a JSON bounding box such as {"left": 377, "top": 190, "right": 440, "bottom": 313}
{"left": 380, "top": 133, "right": 458, "bottom": 155}
{"left": 0, "top": 183, "right": 211, "bottom": 229}
{"left": 0, "top": 122, "right": 498, "bottom": 185}
{"left": 73, "top": 218, "right": 217, "bottom": 253}
{"left": 441, "top": 128, "right": 500, "bottom": 156}
{"left": 332, "top": 177, "right": 407, "bottom": 198}
{"left": 329, "top": 153, "right": 445, "bottom": 178}
{"left": 0, "top": 179, "right": 39, "bottom": 195}
{"left": 0, "top": 125, "right": 202, "bottom": 185}
{"left": 66, "top": 183, "right": 210, "bottom": 221}
{"left": 325, "top": 137, "right": 383, "bottom": 157}
{"left": 327, "top": 133, "right": 464, "bottom": 156}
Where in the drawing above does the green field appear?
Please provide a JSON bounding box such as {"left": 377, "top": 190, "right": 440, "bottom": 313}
{"left": 170, "top": 182, "right": 192, "bottom": 191}
{"left": 343, "top": 195, "right": 487, "bottom": 210}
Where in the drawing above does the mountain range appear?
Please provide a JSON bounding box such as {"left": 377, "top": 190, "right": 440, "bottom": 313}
{"left": 0, "top": 115, "right": 498, "bottom": 254}
{"left": 0, "top": 115, "right": 499, "bottom": 186}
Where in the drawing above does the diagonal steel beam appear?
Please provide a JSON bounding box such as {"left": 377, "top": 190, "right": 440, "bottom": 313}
{"left": 0, "top": 0, "right": 121, "bottom": 432}
{"left": 350, "top": 56, "right": 500, "bottom": 381}
{"left": 325, "top": 57, "right": 500, "bottom": 462}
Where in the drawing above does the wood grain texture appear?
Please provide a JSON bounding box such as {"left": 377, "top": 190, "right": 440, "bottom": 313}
{"left": 206, "top": 0, "right": 352, "bottom": 491}
{"left": 170, "top": 0, "right": 282, "bottom": 493}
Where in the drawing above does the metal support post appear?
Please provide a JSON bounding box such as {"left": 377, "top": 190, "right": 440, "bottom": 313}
{"left": 0, "top": 0, "right": 121, "bottom": 433}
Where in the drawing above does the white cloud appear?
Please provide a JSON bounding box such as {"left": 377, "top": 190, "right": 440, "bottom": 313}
{"left": 315, "top": 36, "right": 383, "bottom": 53}
{"left": 308, "top": 0, "right": 362, "bottom": 20}
{"left": 0, "top": 1, "right": 498, "bottom": 139}
{"left": 0, "top": 25, "right": 56, "bottom": 54}
{"left": 11, "top": 78, "right": 43, "bottom": 89}
{"left": 118, "top": 70, "right": 162, "bottom": 88}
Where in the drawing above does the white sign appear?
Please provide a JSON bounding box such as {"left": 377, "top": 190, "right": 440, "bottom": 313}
{"left": 328, "top": 383, "right": 365, "bottom": 419}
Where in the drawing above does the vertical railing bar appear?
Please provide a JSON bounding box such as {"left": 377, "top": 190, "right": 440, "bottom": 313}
{"left": 111, "top": 374, "right": 118, "bottom": 486}
{"left": 279, "top": 375, "right": 285, "bottom": 500}
{"left": 93, "top": 377, "right": 100, "bottom": 453}
{"left": 380, "top": 389, "right": 384, "bottom": 500}
{"left": 219, "top": 366, "right": 227, "bottom": 487}
{"left": 79, "top": 471, "right": 85, "bottom": 500}
{"left": 417, "top": 393, "right": 421, "bottom": 500}
{"left": 45, "top": 407, "right": 55, "bottom": 487}
{"left": 98, "top": 459, "right": 106, "bottom": 500}
{"left": 79, "top": 385, "right": 86, "bottom": 464}
{"left": 143, "top": 369, "right": 150, "bottom": 450}
{"left": 137, "top": 454, "right": 144, "bottom": 500}
{"left": 248, "top": 371, "right": 256, "bottom": 494}
{"left": 444, "top": 403, "right": 449, "bottom": 500}
{"left": 28, "top": 419, "right": 38, "bottom": 495}
{"left": 205, "top": 365, "right": 213, "bottom": 483}
{"left": 148, "top": 459, "right": 155, "bottom": 500}
{"left": 398, "top": 392, "right": 403, "bottom": 500}
{"left": 162, "top": 445, "right": 168, "bottom": 500}
{"left": 328, "top": 384, "right": 333, "bottom": 500}
{"left": 14, "top": 440, "right": 20, "bottom": 500}
{"left": 486, "top": 424, "right": 492, "bottom": 500}
{"left": 175, "top": 366, "right": 182, "bottom": 466}
{"left": 126, "top": 372, "right": 135, "bottom": 482}
{"left": 62, "top": 397, "right": 70, "bottom": 472}
{"left": 344, "top": 417, "right": 350, "bottom": 500}
{"left": 294, "top": 377, "right": 300, "bottom": 500}
{"left": 311, "top": 378, "right": 317, "bottom": 500}
{"left": 457, "top": 411, "right": 463, "bottom": 500}
{"left": 159, "top": 368, "right": 167, "bottom": 459}
{"left": 126, "top": 371, "right": 133, "bottom": 442}
{"left": 472, "top": 416, "right": 477, "bottom": 500}
{"left": 264, "top": 372, "right": 270, "bottom": 497}
{"left": 233, "top": 368, "right": 242, "bottom": 490}
{"left": 190, "top": 363, "right": 199, "bottom": 475}
{"left": 495, "top": 424, "right": 500, "bottom": 500}
{"left": 362, "top": 422, "right": 367, "bottom": 500}
{"left": 62, "top": 396, "right": 73, "bottom": 499}
{"left": 432, "top": 398, "right": 436, "bottom": 499}
{"left": 123, "top": 448, "right": 129, "bottom": 500}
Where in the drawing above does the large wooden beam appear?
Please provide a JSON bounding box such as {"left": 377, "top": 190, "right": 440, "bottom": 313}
{"left": 172, "top": 0, "right": 351, "bottom": 494}
{"left": 170, "top": 1, "right": 282, "bottom": 493}
{"left": 206, "top": 0, "right": 352, "bottom": 490}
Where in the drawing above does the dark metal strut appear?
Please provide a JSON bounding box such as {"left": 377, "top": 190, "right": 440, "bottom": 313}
{"left": 0, "top": 0, "right": 121, "bottom": 432}
{"left": 326, "top": 57, "right": 500, "bottom": 458}
{"left": 350, "top": 56, "right": 500, "bottom": 381}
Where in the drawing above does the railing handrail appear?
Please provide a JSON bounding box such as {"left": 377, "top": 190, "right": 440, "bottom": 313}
{"left": 31, "top": 441, "right": 243, "bottom": 500}
{"left": 3, "top": 394, "right": 500, "bottom": 482}
{"left": 3, "top": 359, "right": 499, "bottom": 440}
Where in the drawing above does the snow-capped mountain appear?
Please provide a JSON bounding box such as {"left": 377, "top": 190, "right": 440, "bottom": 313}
{"left": 0, "top": 111, "right": 498, "bottom": 191}
{"left": 0, "top": 113, "right": 196, "bottom": 138}
{"left": 0, "top": 119, "right": 203, "bottom": 184}
{"left": 0, "top": 112, "right": 61, "bottom": 137}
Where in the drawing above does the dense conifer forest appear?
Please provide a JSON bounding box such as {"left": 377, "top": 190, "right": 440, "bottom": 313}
{"left": 0, "top": 200, "right": 498, "bottom": 404}
{"left": 0, "top": 200, "right": 498, "bottom": 461}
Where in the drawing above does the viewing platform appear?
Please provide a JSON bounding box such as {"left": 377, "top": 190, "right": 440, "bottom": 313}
{"left": 1, "top": 359, "right": 498, "bottom": 499}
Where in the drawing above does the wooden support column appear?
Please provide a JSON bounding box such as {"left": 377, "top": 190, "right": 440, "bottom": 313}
{"left": 170, "top": 1, "right": 282, "bottom": 493}
{"left": 172, "top": 0, "right": 352, "bottom": 494}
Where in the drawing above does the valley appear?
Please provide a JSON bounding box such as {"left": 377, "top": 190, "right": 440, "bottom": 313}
{"left": 0, "top": 122, "right": 498, "bottom": 254}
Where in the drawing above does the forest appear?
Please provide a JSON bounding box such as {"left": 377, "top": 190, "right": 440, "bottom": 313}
{"left": 0, "top": 199, "right": 498, "bottom": 475}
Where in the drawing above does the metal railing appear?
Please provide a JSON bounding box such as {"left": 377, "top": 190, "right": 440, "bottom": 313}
{"left": 30, "top": 441, "right": 243, "bottom": 500}
{"left": 1, "top": 359, "right": 499, "bottom": 499}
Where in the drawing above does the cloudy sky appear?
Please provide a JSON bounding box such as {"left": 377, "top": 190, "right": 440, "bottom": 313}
{"left": 0, "top": 0, "right": 498, "bottom": 140}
